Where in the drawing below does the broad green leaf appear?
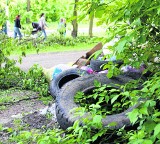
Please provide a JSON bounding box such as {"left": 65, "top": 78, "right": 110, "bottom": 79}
{"left": 144, "top": 120, "right": 156, "bottom": 132}
{"left": 157, "top": 134, "right": 160, "bottom": 140}
{"left": 95, "top": 10, "right": 104, "bottom": 18}
{"left": 7, "top": 127, "right": 13, "bottom": 133}
{"left": 0, "top": 124, "right": 3, "bottom": 131}
{"left": 115, "top": 39, "right": 127, "bottom": 53}
{"left": 145, "top": 100, "right": 156, "bottom": 107}
{"left": 93, "top": 93, "right": 98, "bottom": 99}
{"left": 78, "top": 129, "right": 83, "bottom": 139}
{"left": 73, "top": 120, "right": 80, "bottom": 133}
{"left": 139, "top": 107, "right": 148, "bottom": 115}
{"left": 111, "top": 95, "right": 119, "bottom": 104}
{"left": 105, "top": 95, "right": 109, "bottom": 103}
{"left": 158, "top": 6, "right": 160, "bottom": 15}
{"left": 133, "top": 18, "right": 141, "bottom": 26}
{"left": 89, "top": 104, "right": 101, "bottom": 109}
{"left": 108, "top": 122, "right": 117, "bottom": 127}
{"left": 17, "top": 142, "right": 24, "bottom": 144}
{"left": 92, "top": 130, "right": 104, "bottom": 142}
{"left": 110, "top": 89, "right": 120, "bottom": 93}
{"left": 107, "top": 69, "right": 113, "bottom": 78}
{"left": 93, "top": 115, "right": 102, "bottom": 124}
{"left": 154, "top": 124, "right": 160, "bottom": 137}
{"left": 153, "top": 112, "right": 160, "bottom": 117}
{"left": 94, "top": 80, "right": 101, "bottom": 87}
{"left": 38, "top": 140, "right": 49, "bottom": 144}
{"left": 92, "top": 133, "right": 100, "bottom": 142}
{"left": 98, "top": 97, "right": 104, "bottom": 103}
{"left": 92, "top": 49, "right": 103, "bottom": 60}
{"left": 122, "top": 91, "right": 130, "bottom": 97}
{"left": 127, "top": 109, "right": 139, "bottom": 124}
{"left": 143, "top": 140, "right": 153, "bottom": 144}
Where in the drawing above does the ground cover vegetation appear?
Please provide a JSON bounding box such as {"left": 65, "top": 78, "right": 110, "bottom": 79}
{"left": 0, "top": 0, "right": 160, "bottom": 144}
{"left": 9, "top": 34, "right": 96, "bottom": 55}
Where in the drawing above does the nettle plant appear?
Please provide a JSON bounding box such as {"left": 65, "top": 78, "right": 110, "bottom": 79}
{"left": 72, "top": 80, "right": 133, "bottom": 143}
{"left": 74, "top": 80, "right": 131, "bottom": 116}
{"left": 0, "top": 34, "right": 49, "bottom": 97}
{"left": 74, "top": 0, "right": 160, "bottom": 143}
{"left": 127, "top": 72, "right": 160, "bottom": 144}
{"left": 21, "top": 64, "right": 49, "bottom": 96}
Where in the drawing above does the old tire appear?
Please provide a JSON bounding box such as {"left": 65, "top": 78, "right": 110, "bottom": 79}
{"left": 122, "top": 71, "right": 143, "bottom": 80}
{"left": 56, "top": 74, "right": 137, "bottom": 130}
{"left": 49, "top": 68, "right": 88, "bottom": 98}
{"left": 90, "top": 59, "right": 123, "bottom": 72}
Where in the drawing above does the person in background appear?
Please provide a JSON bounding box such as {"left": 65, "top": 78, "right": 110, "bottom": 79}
{"left": 14, "top": 15, "right": 22, "bottom": 39}
{"left": 58, "top": 18, "right": 66, "bottom": 37}
{"left": 39, "top": 13, "right": 48, "bottom": 40}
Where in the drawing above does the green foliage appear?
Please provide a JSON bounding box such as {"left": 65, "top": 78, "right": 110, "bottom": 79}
{"left": 3, "top": 0, "right": 73, "bottom": 24}
{"left": 0, "top": 35, "right": 25, "bottom": 89}
{"left": 6, "top": 35, "right": 96, "bottom": 52}
{"left": 126, "top": 72, "right": 160, "bottom": 144}
{"left": 0, "top": 59, "right": 24, "bottom": 89}
{"left": 0, "top": 63, "right": 49, "bottom": 96}
{"left": 0, "top": 34, "right": 49, "bottom": 96}
{"left": 21, "top": 65, "right": 49, "bottom": 96}
{"left": 0, "top": 8, "right": 7, "bottom": 26}
{"left": 74, "top": 80, "right": 131, "bottom": 115}
{"left": 76, "top": 2, "right": 160, "bottom": 142}
{"left": 47, "top": 35, "right": 95, "bottom": 46}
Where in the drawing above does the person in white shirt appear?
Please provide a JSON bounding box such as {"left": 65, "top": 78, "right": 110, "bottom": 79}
{"left": 39, "top": 13, "right": 48, "bottom": 40}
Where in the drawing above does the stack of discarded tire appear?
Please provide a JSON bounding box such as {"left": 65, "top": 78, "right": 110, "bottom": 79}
{"left": 50, "top": 67, "right": 144, "bottom": 130}
{"left": 49, "top": 42, "right": 146, "bottom": 130}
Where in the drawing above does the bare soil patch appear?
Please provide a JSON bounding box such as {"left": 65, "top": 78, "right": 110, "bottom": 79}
{"left": 0, "top": 89, "right": 57, "bottom": 144}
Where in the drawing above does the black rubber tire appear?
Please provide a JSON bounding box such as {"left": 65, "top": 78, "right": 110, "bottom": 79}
{"left": 90, "top": 59, "right": 123, "bottom": 72}
{"left": 123, "top": 71, "right": 143, "bottom": 79}
{"left": 49, "top": 68, "right": 88, "bottom": 98}
{"left": 56, "top": 74, "right": 137, "bottom": 130}
{"left": 122, "top": 71, "right": 147, "bottom": 80}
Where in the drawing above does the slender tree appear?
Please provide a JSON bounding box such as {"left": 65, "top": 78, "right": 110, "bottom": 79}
{"left": 88, "top": 0, "right": 94, "bottom": 37}
{"left": 71, "top": 0, "right": 78, "bottom": 38}
{"left": 88, "top": 11, "right": 94, "bottom": 37}
{"left": 26, "top": 0, "right": 30, "bottom": 23}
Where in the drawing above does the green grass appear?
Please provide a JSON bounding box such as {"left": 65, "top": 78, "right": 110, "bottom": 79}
{"left": 38, "top": 43, "right": 96, "bottom": 53}
{"left": 10, "top": 42, "right": 96, "bottom": 56}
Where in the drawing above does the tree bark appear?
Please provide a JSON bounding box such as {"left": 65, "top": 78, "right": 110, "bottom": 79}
{"left": 26, "top": 0, "right": 30, "bottom": 23}
{"left": 71, "top": 0, "right": 78, "bottom": 38}
{"left": 89, "top": 14, "right": 94, "bottom": 37}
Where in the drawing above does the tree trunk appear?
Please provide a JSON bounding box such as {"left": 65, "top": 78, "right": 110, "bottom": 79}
{"left": 26, "top": 0, "right": 30, "bottom": 23}
{"left": 71, "top": 0, "right": 78, "bottom": 38}
{"left": 89, "top": 14, "right": 94, "bottom": 37}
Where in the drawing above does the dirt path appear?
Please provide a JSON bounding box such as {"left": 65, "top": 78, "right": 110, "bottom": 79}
{"left": 15, "top": 50, "right": 87, "bottom": 71}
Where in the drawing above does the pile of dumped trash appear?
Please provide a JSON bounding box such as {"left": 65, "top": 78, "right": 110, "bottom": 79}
{"left": 48, "top": 42, "right": 147, "bottom": 130}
